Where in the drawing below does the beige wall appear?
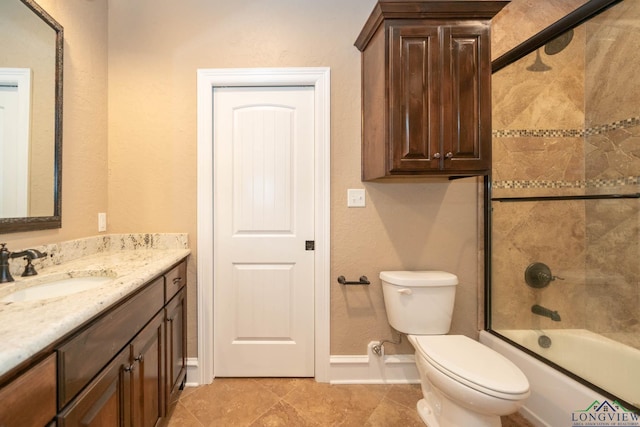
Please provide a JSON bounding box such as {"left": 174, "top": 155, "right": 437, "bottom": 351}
{"left": 1, "top": 0, "right": 590, "bottom": 359}
{"left": 106, "top": 0, "right": 485, "bottom": 356}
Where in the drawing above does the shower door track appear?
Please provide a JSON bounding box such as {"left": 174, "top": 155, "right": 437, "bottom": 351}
{"left": 492, "top": 192, "right": 640, "bottom": 203}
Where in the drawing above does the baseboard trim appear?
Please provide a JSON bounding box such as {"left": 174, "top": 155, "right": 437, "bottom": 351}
{"left": 185, "top": 357, "right": 201, "bottom": 387}
{"left": 184, "top": 342, "right": 420, "bottom": 386}
{"left": 328, "top": 342, "right": 420, "bottom": 384}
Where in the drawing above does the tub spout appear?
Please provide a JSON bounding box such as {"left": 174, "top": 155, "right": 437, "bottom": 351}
{"left": 531, "top": 304, "right": 561, "bottom": 321}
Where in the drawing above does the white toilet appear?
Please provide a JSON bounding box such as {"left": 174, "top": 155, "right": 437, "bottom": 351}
{"left": 380, "top": 271, "right": 530, "bottom": 427}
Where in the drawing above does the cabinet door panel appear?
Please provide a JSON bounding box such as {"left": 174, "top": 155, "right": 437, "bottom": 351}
{"left": 57, "top": 349, "right": 130, "bottom": 427}
{"left": 0, "top": 353, "right": 56, "bottom": 427}
{"left": 389, "top": 22, "right": 441, "bottom": 172}
{"left": 130, "top": 311, "right": 165, "bottom": 427}
{"left": 166, "top": 287, "right": 186, "bottom": 406}
{"left": 443, "top": 23, "right": 491, "bottom": 171}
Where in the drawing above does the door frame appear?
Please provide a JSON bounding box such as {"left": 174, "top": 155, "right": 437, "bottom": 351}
{"left": 196, "top": 68, "right": 331, "bottom": 384}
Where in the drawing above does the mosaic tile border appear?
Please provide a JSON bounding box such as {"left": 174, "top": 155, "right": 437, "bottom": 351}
{"left": 492, "top": 176, "right": 640, "bottom": 190}
{"left": 492, "top": 116, "right": 640, "bottom": 138}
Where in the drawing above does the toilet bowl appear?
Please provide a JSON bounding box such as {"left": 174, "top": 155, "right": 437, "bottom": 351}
{"left": 380, "top": 271, "right": 530, "bottom": 427}
{"left": 409, "top": 335, "right": 530, "bottom": 427}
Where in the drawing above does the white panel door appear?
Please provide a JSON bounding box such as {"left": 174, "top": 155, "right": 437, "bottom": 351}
{"left": 213, "top": 86, "right": 315, "bottom": 377}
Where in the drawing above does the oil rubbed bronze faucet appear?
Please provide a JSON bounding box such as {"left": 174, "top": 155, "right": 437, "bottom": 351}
{"left": 531, "top": 304, "right": 561, "bottom": 322}
{"left": 0, "top": 243, "right": 48, "bottom": 283}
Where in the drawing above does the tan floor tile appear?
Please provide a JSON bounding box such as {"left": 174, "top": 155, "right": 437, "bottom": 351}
{"left": 166, "top": 402, "right": 203, "bottom": 427}
{"left": 170, "top": 379, "right": 532, "bottom": 427}
{"left": 364, "top": 397, "right": 425, "bottom": 427}
{"left": 179, "top": 378, "right": 280, "bottom": 426}
{"left": 250, "top": 377, "right": 312, "bottom": 398}
{"left": 384, "top": 384, "right": 423, "bottom": 410}
{"left": 501, "top": 411, "right": 535, "bottom": 427}
{"left": 249, "top": 401, "right": 320, "bottom": 427}
{"left": 283, "top": 383, "right": 390, "bottom": 426}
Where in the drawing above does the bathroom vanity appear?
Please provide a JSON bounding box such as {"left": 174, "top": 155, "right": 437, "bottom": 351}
{"left": 0, "top": 235, "right": 189, "bottom": 426}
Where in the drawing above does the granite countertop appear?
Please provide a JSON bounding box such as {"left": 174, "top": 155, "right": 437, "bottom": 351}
{"left": 0, "top": 236, "right": 190, "bottom": 378}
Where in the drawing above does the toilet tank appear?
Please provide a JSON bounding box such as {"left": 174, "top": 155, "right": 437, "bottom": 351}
{"left": 380, "top": 271, "right": 458, "bottom": 335}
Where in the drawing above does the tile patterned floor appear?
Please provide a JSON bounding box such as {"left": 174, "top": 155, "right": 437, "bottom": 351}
{"left": 166, "top": 378, "right": 534, "bottom": 426}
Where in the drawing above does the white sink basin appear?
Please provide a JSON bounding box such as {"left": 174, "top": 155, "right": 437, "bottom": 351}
{"left": 1, "top": 276, "right": 115, "bottom": 303}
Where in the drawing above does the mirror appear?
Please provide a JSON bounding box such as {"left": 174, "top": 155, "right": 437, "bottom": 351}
{"left": 0, "top": 0, "right": 62, "bottom": 233}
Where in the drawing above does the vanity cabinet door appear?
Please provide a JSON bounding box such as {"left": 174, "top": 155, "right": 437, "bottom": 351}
{"left": 57, "top": 349, "right": 131, "bottom": 427}
{"left": 130, "top": 311, "right": 165, "bottom": 427}
{"left": 0, "top": 353, "right": 57, "bottom": 427}
{"left": 165, "top": 286, "right": 187, "bottom": 407}
{"left": 57, "top": 277, "right": 164, "bottom": 407}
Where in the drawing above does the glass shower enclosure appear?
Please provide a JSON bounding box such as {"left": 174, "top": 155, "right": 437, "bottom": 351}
{"left": 488, "top": 0, "right": 640, "bottom": 410}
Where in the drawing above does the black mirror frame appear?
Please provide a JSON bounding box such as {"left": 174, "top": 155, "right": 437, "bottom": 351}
{"left": 0, "top": 0, "right": 63, "bottom": 233}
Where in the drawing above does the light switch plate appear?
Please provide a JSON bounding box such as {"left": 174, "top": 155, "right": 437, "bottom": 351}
{"left": 98, "top": 212, "right": 107, "bottom": 232}
{"left": 347, "top": 189, "right": 366, "bottom": 208}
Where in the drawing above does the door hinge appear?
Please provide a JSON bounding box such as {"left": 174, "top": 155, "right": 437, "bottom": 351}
{"left": 305, "top": 240, "right": 315, "bottom": 251}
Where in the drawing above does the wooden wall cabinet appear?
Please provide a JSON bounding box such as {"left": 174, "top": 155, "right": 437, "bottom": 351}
{"left": 0, "top": 259, "right": 187, "bottom": 427}
{"left": 355, "top": 0, "right": 509, "bottom": 180}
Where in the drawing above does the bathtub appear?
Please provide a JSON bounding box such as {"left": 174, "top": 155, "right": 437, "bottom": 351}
{"left": 480, "top": 329, "right": 640, "bottom": 427}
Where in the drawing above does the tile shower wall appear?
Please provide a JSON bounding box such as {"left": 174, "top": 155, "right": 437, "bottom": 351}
{"left": 491, "top": 1, "right": 640, "bottom": 350}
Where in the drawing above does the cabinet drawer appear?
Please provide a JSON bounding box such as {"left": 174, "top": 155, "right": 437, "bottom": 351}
{"left": 57, "top": 277, "right": 164, "bottom": 408}
{"left": 0, "top": 353, "right": 57, "bottom": 427}
{"left": 165, "top": 261, "right": 186, "bottom": 302}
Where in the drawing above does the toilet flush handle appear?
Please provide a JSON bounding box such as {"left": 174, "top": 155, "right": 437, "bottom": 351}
{"left": 397, "top": 288, "right": 412, "bottom": 295}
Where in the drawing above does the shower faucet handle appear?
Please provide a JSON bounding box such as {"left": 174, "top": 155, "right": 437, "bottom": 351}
{"left": 524, "top": 262, "right": 563, "bottom": 288}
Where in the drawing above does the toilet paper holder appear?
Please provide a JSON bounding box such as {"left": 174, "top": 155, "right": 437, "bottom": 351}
{"left": 337, "top": 275, "right": 370, "bottom": 285}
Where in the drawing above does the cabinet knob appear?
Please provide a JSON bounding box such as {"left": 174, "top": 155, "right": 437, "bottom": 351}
{"left": 124, "top": 364, "right": 135, "bottom": 372}
{"left": 173, "top": 277, "right": 182, "bottom": 285}
{"left": 433, "top": 153, "right": 441, "bottom": 159}
{"left": 134, "top": 353, "right": 144, "bottom": 363}
{"left": 445, "top": 152, "right": 453, "bottom": 159}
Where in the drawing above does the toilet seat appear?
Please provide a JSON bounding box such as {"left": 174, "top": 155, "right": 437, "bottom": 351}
{"left": 410, "top": 335, "right": 530, "bottom": 400}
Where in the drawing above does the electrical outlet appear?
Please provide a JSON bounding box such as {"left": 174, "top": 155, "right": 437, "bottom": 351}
{"left": 98, "top": 213, "right": 107, "bottom": 232}
{"left": 347, "top": 189, "right": 366, "bottom": 208}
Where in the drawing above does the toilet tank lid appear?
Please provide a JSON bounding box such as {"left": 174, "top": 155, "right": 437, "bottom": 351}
{"left": 379, "top": 271, "right": 458, "bottom": 287}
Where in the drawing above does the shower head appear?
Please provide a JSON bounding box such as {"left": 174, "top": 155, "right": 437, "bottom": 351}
{"left": 526, "top": 49, "right": 552, "bottom": 72}
{"left": 526, "top": 29, "right": 574, "bottom": 73}
{"left": 545, "top": 29, "right": 574, "bottom": 56}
